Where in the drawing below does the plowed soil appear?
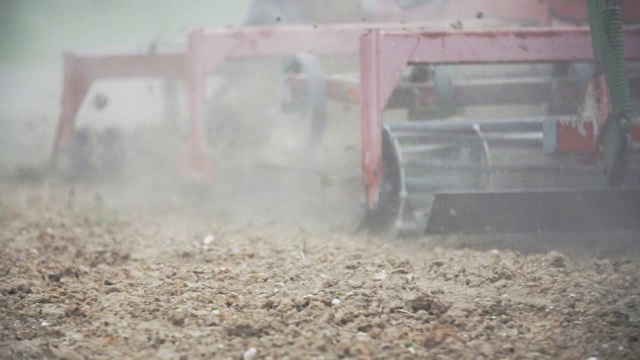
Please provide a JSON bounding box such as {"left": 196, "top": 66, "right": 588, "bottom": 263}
{"left": 1, "top": 181, "right": 639, "bottom": 359}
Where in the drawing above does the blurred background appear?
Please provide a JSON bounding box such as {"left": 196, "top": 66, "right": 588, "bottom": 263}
{"left": 0, "top": 0, "right": 251, "bottom": 171}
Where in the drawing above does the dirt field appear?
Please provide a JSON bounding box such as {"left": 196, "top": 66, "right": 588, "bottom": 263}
{"left": 1, "top": 180, "right": 640, "bottom": 360}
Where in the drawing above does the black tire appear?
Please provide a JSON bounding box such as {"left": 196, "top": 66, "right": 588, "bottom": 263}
{"left": 407, "top": 65, "right": 456, "bottom": 121}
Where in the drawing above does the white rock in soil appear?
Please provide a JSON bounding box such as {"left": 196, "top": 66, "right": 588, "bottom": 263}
{"left": 203, "top": 234, "right": 214, "bottom": 246}
{"left": 373, "top": 270, "right": 388, "bottom": 281}
{"left": 331, "top": 298, "right": 341, "bottom": 306}
{"left": 242, "top": 347, "right": 258, "bottom": 360}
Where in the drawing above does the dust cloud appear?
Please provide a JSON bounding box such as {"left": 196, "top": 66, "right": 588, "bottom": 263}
{"left": 2, "top": 2, "right": 640, "bottom": 359}
{"left": 0, "top": 0, "right": 363, "bottom": 232}
{"left": 2, "top": 0, "right": 638, "bottom": 235}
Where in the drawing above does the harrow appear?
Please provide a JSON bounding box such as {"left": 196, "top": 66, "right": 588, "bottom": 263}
{"left": 51, "top": 0, "right": 640, "bottom": 235}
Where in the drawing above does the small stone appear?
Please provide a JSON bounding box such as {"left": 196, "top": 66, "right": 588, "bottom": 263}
{"left": 105, "top": 286, "right": 121, "bottom": 294}
{"left": 408, "top": 293, "right": 450, "bottom": 317}
{"left": 331, "top": 298, "right": 341, "bottom": 306}
{"left": 205, "top": 316, "right": 220, "bottom": 327}
{"left": 373, "top": 270, "right": 387, "bottom": 281}
{"left": 405, "top": 273, "right": 416, "bottom": 283}
{"left": 170, "top": 310, "right": 187, "bottom": 326}
{"left": 227, "top": 324, "right": 262, "bottom": 338}
{"left": 547, "top": 251, "right": 566, "bottom": 268}
{"left": 162, "top": 268, "right": 176, "bottom": 278}
{"left": 242, "top": 347, "right": 258, "bottom": 360}
{"left": 203, "top": 234, "right": 214, "bottom": 246}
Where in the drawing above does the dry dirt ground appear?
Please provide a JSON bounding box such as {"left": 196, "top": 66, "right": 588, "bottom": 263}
{"left": 1, "top": 180, "right": 640, "bottom": 360}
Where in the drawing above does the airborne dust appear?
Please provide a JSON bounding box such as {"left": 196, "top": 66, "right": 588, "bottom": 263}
{"left": 1, "top": 1, "right": 640, "bottom": 359}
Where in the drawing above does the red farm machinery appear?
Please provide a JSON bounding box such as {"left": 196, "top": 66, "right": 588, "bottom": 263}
{"left": 51, "top": 0, "right": 640, "bottom": 236}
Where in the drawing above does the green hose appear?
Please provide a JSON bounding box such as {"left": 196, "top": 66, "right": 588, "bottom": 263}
{"left": 588, "top": 0, "right": 604, "bottom": 62}
{"left": 588, "top": 0, "right": 632, "bottom": 186}
{"left": 601, "top": 6, "right": 632, "bottom": 118}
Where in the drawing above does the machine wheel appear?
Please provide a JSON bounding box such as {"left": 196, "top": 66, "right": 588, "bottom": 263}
{"left": 359, "top": 122, "right": 492, "bottom": 236}
{"left": 203, "top": 2, "right": 325, "bottom": 157}
{"left": 358, "top": 128, "right": 404, "bottom": 235}
{"left": 407, "top": 65, "right": 456, "bottom": 121}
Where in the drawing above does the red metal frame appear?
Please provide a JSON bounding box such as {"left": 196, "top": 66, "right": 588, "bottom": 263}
{"left": 183, "top": 24, "right": 380, "bottom": 179}
{"left": 358, "top": 26, "right": 640, "bottom": 207}
{"left": 52, "top": 50, "right": 185, "bottom": 166}
{"left": 51, "top": 1, "right": 640, "bottom": 204}
{"left": 52, "top": 24, "right": 414, "bottom": 180}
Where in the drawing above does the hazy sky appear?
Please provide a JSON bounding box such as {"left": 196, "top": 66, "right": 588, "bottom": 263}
{"left": 0, "top": 0, "right": 251, "bottom": 66}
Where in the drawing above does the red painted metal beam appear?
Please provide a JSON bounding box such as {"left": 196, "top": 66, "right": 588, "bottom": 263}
{"left": 52, "top": 22, "right": 640, "bottom": 188}
{"left": 66, "top": 50, "right": 185, "bottom": 79}
{"left": 198, "top": 24, "right": 366, "bottom": 77}
{"left": 360, "top": 31, "right": 383, "bottom": 208}
{"left": 194, "top": 25, "right": 640, "bottom": 67}
{"left": 385, "top": 26, "right": 640, "bottom": 65}
{"left": 184, "top": 30, "right": 212, "bottom": 181}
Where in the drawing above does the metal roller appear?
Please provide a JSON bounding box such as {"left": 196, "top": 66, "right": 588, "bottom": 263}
{"left": 364, "top": 115, "right": 640, "bottom": 236}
